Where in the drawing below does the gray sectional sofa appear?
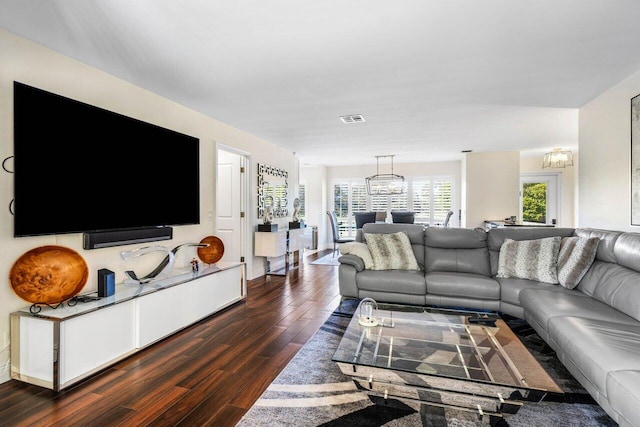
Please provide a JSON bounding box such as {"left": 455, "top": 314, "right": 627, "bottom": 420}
{"left": 338, "top": 223, "right": 640, "bottom": 427}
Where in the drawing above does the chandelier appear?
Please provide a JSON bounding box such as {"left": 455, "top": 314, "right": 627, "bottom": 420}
{"left": 542, "top": 148, "right": 574, "bottom": 168}
{"left": 365, "top": 155, "right": 405, "bottom": 195}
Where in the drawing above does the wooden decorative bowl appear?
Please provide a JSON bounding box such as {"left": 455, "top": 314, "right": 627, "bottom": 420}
{"left": 197, "top": 236, "right": 225, "bottom": 264}
{"left": 9, "top": 245, "right": 88, "bottom": 305}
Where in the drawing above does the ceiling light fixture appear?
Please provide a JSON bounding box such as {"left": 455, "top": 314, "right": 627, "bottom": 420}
{"left": 542, "top": 148, "right": 574, "bottom": 168}
{"left": 365, "top": 155, "right": 405, "bottom": 195}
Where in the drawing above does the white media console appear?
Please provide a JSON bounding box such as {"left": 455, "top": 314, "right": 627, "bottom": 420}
{"left": 10, "top": 261, "right": 245, "bottom": 391}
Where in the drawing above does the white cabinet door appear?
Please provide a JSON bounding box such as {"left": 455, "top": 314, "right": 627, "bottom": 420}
{"left": 136, "top": 266, "right": 243, "bottom": 347}
{"left": 60, "top": 300, "right": 136, "bottom": 387}
{"left": 15, "top": 317, "right": 54, "bottom": 386}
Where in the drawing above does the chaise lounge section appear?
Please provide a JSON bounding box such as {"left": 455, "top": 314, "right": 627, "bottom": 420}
{"left": 337, "top": 223, "right": 640, "bottom": 426}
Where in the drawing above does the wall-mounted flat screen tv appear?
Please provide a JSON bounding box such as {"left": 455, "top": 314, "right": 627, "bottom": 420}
{"left": 13, "top": 81, "right": 200, "bottom": 237}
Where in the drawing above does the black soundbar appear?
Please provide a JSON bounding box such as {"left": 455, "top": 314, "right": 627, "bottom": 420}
{"left": 83, "top": 227, "right": 173, "bottom": 250}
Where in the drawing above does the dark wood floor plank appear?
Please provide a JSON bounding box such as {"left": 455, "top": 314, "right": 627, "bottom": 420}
{"left": 0, "top": 250, "right": 340, "bottom": 427}
{"left": 229, "top": 342, "right": 303, "bottom": 410}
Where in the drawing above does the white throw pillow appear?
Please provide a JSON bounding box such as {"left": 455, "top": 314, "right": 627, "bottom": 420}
{"left": 557, "top": 236, "right": 600, "bottom": 289}
{"left": 497, "top": 236, "right": 561, "bottom": 284}
{"left": 364, "top": 231, "right": 420, "bottom": 271}
{"left": 339, "top": 241, "right": 374, "bottom": 269}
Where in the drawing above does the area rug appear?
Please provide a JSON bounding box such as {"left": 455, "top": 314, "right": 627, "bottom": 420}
{"left": 310, "top": 253, "right": 340, "bottom": 266}
{"left": 237, "top": 300, "right": 617, "bottom": 427}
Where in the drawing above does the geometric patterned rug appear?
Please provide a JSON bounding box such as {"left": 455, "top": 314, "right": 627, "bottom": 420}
{"left": 237, "top": 299, "right": 617, "bottom": 427}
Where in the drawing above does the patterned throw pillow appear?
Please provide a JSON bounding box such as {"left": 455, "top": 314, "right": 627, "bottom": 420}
{"left": 557, "top": 236, "right": 600, "bottom": 289}
{"left": 364, "top": 231, "right": 420, "bottom": 271}
{"left": 339, "top": 241, "right": 374, "bottom": 269}
{"left": 497, "top": 236, "right": 561, "bottom": 284}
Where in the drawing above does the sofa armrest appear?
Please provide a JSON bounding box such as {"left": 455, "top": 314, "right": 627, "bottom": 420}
{"left": 338, "top": 262, "right": 359, "bottom": 298}
{"left": 338, "top": 254, "right": 365, "bottom": 272}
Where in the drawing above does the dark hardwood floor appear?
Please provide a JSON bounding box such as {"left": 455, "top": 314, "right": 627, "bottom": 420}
{"left": 0, "top": 250, "right": 341, "bottom": 426}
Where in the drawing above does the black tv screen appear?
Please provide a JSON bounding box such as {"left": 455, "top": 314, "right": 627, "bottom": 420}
{"left": 13, "top": 81, "right": 200, "bottom": 237}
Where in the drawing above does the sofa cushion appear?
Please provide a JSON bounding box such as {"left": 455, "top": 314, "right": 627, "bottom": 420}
{"left": 520, "top": 288, "right": 639, "bottom": 341}
{"left": 425, "top": 272, "right": 500, "bottom": 300}
{"left": 356, "top": 270, "right": 426, "bottom": 295}
{"left": 339, "top": 242, "right": 374, "bottom": 269}
{"left": 496, "top": 277, "right": 569, "bottom": 306}
{"left": 613, "top": 232, "right": 640, "bottom": 273}
{"left": 575, "top": 228, "right": 622, "bottom": 263}
{"left": 365, "top": 231, "right": 420, "bottom": 271}
{"left": 577, "top": 260, "right": 640, "bottom": 322}
{"left": 548, "top": 317, "right": 640, "bottom": 399}
{"left": 424, "top": 227, "right": 487, "bottom": 249}
{"left": 557, "top": 236, "right": 599, "bottom": 289}
{"left": 424, "top": 247, "right": 491, "bottom": 276}
{"left": 424, "top": 227, "right": 490, "bottom": 276}
{"left": 361, "top": 223, "right": 425, "bottom": 269}
{"left": 606, "top": 370, "right": 640, "bottom": 427}
{"left": 497, "top": 237, "right": 561, "bottom": 284}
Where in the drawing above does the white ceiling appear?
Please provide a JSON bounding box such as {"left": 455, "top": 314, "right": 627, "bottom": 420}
{"left": 2, "top": 1, "right": 640, "bottom": 166}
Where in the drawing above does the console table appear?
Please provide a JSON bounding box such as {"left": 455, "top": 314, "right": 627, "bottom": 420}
{"left": 10, "top": 261, "right": 245, "bottom": 391}
{"left": 254, "top": 227, "right": 313, "bottom": 275}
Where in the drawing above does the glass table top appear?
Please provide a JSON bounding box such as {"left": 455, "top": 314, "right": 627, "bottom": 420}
{"left": 332, "top": 304, "right": 528, "bottom": 389}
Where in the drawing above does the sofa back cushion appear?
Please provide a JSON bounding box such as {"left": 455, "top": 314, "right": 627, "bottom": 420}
{"left": 574, "top": 228, "right": 622, "bottom": 263}
{"left": 487, "top": 227, "right": 575, "bottom": 276}
{"left": 360, "top": 223, "right": 425, "bottom": 270}
{"left": 424, "top": 227, "right": 491, "bottom": 276}
{"left": 577, "top": 232, "right": 640, "bottom": 321}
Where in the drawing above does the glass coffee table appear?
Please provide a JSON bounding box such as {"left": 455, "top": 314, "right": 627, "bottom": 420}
{"left": 332, "top": 303, "right": 562, "bottom": 423}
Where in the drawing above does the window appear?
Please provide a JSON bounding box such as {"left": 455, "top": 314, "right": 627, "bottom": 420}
{"left": 433, "top": 179, "right": 453, "bottom": 224}
{"left": 412, "top": 180, "right": 431, "bottom": 224}
{"left": 351, "top": 184, "right": 368, "bottom": 214}
{"left": 332, "top": 175, "right": 454, "bottom": 235}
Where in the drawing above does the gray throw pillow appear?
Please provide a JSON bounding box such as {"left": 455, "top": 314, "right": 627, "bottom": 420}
{"left": 364, "top": 231, "right": 420, "bottom": 271}
{"left": 557, "top": 236, "right": 600, "bottom": 289}
{"left": 497, "top": 236, "right": 561, "bottom": 284}
{"left": 339, "top": 241, "right": 374, "bottom": 269}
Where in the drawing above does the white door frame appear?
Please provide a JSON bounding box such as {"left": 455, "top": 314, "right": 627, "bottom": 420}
{"left": 216, "top": 143, "right": 251, "bottom": 276}
{"left": 520, "top": 172, "right": 561, "bottom": 225}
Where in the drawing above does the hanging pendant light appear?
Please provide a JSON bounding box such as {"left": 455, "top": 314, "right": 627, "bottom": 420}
{"left": 365, "top": 155, "right": 405, "bottom": 195}
{"left": 542, "top": 148, "right": 574, "bottom": 168}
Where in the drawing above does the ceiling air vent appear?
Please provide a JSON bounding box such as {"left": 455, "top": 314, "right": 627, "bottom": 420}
{"left": 339, "top": 114, "right": 365, "bottom": 124}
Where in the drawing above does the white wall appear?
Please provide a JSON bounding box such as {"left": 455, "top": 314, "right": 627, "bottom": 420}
{"left": 463, "top": 151, "right": 520, "bottom": 229}
{"left": 520, "top": 155, "right": 577, "bottom": 228}
{"left": 579, "top": 68, "right": 640, "bottom": 232}
{"left": 0, "top": 29, "right": 295, "bottom": 384}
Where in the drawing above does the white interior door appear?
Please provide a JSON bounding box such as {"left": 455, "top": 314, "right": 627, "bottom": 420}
{"left": 520, "top": 173, "right": 559, "bottom": 225}
{"left": 216, "top": 148, "right": 246, "bottom": 263}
